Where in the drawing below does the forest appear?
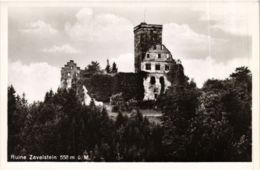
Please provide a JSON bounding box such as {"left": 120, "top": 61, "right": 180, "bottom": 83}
{"left": 8, "top": 66, "right": 252, "bottom": 162}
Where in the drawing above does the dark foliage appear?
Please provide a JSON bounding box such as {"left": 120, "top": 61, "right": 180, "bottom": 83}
{"left": 105, "top": 59, "right": 111, "bottom": 73}
{"left": 157, "top": 66, "right": 252, "bottom": 161}
{"left": 8, "top": 66, "right": 251, "bottom": 162}
{"left": 111, "top": 62, "right": 118, "bottom": 73}
{"left": 81, "top": 61, "right": 102, "bottom": 77}
{"left": 82, "top": 72, "right": 145, "bottom": 102}
{"left": 8, "top": 86, "right": 161, "bottom": 161}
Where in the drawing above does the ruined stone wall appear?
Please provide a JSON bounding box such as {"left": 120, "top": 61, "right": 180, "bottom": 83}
{"left": 60, "top": 60, "right": 186, "bottom": 103}
{"left": 143, "top": 73, "right": 171, "bottom": 100}
{"left": 60, "top": 60, "right": 81, "bottom": 89}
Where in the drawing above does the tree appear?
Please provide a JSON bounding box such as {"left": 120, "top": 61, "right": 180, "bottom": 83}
{"left": 8, "top": 85, "right": 29, "bottom": 158}
{"left": 8, "top": 85, "right": 17, "bottom": 122}
{"left": 8, "top": 85, "right": 18, "bottom": 157}
{"left": 111, "top": 62, "right": 118, "bottom": 73}
{"left": 159, "top": 86, "right": 200, "bottom": 161}
{"left": 115, "top": 112, "right": 127, "bottom": 128}
{"left": 186, "top": 66, "right": 252, "bottom": 161}
{"left": 84, "top": 61, "right": 101, "bottom": 74}
{"left": 230, "top": 66, "right": 251, "bottom": 82}
{"left": 105, "top": 59, "right": 111, "bottom": 73}
{"left": 187, "top": 90, "right": 235, "bottom": 161}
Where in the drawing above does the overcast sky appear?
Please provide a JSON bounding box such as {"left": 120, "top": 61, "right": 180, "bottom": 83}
{"left": 8, "top": 2, "right": 253, "bottom": 102}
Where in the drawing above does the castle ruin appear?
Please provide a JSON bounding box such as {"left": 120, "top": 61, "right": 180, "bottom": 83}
{"left": 60, "top": 60, "right": 81, "bottom": 89}
{"left": 60, "top": 22, "right": 176, "bottom": 102}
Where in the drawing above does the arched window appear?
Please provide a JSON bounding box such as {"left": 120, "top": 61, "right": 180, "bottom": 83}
{"left": 160, "top": 76, "right": 165, "bottom": 94}
{"left": 150, "top": 76, "right": 156, "bottom": 85}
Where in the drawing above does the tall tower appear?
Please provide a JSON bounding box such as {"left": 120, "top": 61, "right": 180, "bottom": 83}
{"left": 134, "top": 22, "right": 162, "bottom": 72}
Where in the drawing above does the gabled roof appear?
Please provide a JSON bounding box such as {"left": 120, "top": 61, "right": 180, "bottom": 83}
{"left": 146, "top": 43, "right": 172, "bottom": 54}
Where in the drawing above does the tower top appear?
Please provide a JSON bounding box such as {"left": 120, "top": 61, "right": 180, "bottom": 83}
{"left": 133, "top": 22, "right": 162, "bottom": 33}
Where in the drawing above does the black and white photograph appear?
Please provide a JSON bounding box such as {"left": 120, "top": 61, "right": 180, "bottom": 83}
{"left": 1, "top": 0, "right": 259, "bottom": 167}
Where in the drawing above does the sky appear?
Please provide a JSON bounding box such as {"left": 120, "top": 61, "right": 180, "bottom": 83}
{"left": 8, "top": 2, "right": 253, "bottom": 103}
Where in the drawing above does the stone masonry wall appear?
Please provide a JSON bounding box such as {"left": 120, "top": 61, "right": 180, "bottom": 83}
{"left": 60, "top": 60, "right": 81, "bottom": 89}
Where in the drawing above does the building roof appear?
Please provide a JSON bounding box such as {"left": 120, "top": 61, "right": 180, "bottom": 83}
{"left": 146, "top": 43, "right": 172, "bottom": 54}
{"left": 143, "top": 43, "right": 174, "bottom": 62}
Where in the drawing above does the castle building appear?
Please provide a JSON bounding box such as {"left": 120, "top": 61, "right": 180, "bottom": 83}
{"left": 134, "top": 22, "right": 175, "bottom": 100}
{"left": 60, "top": 60, "right": 81, "bottom": 89}
{"left": 60, "top": 22, "right": 176, "bottom": 101}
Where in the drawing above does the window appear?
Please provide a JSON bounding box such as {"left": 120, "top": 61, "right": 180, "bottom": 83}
{"left": 145, "top": 63, "right": 151, "bottom": 70}
{"left": 165, "top": 65, "right": 169, "bottom": 71}
{"left": 147, "top": 54, "right": 150, "bottom": 58}
{"left": 158, "top": 54, "right": 161, "bottom": 59}
{"left": 150, "top": 76, "right": 156, "bottom": 85}
{"left": 155, "top": 64, "right": 160, "bottom": 70}
{"left": 160, "top": 77, "right": 165, "bottom": 94}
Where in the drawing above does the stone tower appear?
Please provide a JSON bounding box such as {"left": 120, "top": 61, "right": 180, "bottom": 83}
{"left": 134, "top": 22, "right": 175, "bottom": 100}
{"left": 134, "top": 22, "right": 162, "bottom": 72}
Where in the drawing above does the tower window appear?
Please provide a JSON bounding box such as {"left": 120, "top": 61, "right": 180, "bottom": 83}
{"left": 158, "top": 54, "right": 161, "bottom": 58}
{"left": 165, "top": 65, "right": 169, "bottom": 71}
{"left": 147, "top": 54, "right": 150, "bottom": 58}
{"left": 155, "top": 64, "right": 160, "bottom": 70}
{"left": 145, "top": 63, "right": 151, "bottom": 70}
